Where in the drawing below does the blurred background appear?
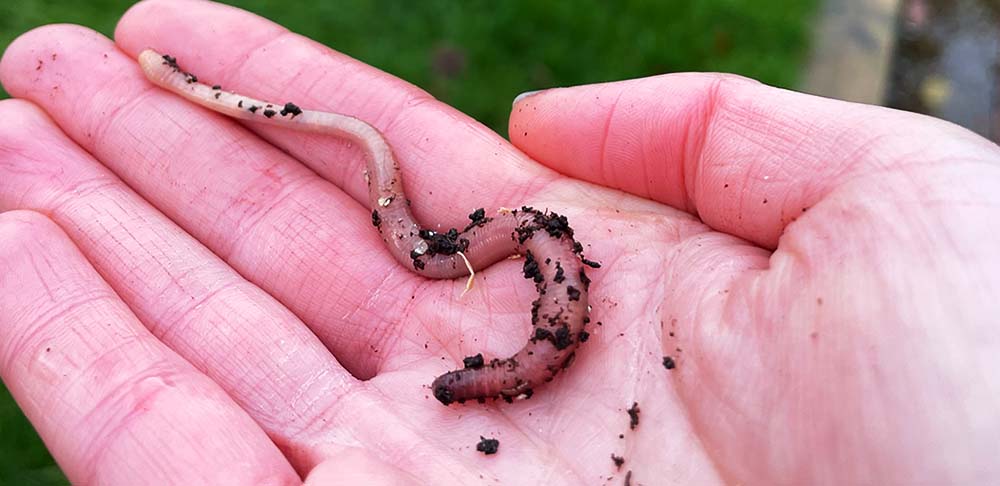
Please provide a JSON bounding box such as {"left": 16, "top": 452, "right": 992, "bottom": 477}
{"left": 0, "top": 0, "right": 993, "bottom": 483}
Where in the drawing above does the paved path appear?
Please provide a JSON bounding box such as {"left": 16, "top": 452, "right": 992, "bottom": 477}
{"left": 801, "top": 0, "right": 901, "bottom": 105}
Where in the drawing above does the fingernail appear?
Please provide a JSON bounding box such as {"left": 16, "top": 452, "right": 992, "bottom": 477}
{"left": 512, "top": 89, "right": 545, "bottom": 107}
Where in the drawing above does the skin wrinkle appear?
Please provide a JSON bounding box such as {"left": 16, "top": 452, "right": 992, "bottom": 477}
{"left": 278, "top": 391, "right": 334, "bottom": 447}
{"left": 770, "top": 192, "right": 864, "bottom": 279}
{"left": 98, "top": 209, "right": 176, "bottom": 287}
{"left": 345, "top": 270, "right": 416, "bottom": 372}
{"left": 91, "top": 207, "right": 183, "bottom": 305}
{"left": 282, "top": 366, "right": 339, "bottom": 425}
{"left": 597, "top": 88, "right": 624, "bottom": 200}
{"left": 0, "top": 146, "right": 47, "bottom": 181}
{"left": 297, "top": 65, "right": 334, "bottom": 107}
{"left": 200, "top": 162, "right": 307, "bottom": 258}
{"left": 129, "top": 104, "right": 197, "bottom": 166}
{"left": 684, "top": 77, "right": 727, "bottom": 220}
{"left": 705, "top": 88, "right": 992, "bottom": 253}
{"left": 156, "top": 280, "right": 244, "bottom": 343}
{"left": 47, "top": 178, "right": 125, "bottom": 221}
{"left": 364, "top": 277, "right": 425, "bottom": 362}
{"left": 220, "top": 174, "right": 323, "bottom": 262}
{"left": 75, "top": 347, "right": 176, "bottom": 433}
{"left": 671, "top": 103, "right": 693, "bottom": 213}
{"left": 369, "top": 86, "right": 434, "bottom": 142}
{"left": 289, "top": 395, "right": 387, "bottom": 471}
{"left": 93, "top": 85, "right": 172, "bottom": 155}
{"left": 25, "top": 245, "right": 59, "bottom": 300}
{"left": 384, "top": 281, "right": 438, "bottom": 370}
{"left": 1, "top": 154, "right": 115, "bottom": 217}
{"left": 145, "top": 262, "right": 203, "bottom": 315}
{"left": 289, "top": 232, "right": 352, "bottom": 316}
{"left": 476, "top": 269, "right": 499, "bottom": 360}
{"left": 635, "top": 135, "right": 654, "bottom": 205}
{"left": 79, "top": 369, "right": 201, "bottom": 480}
{"left": 774, "top": 116, "right": 846, "bottom": 174}
{"left": 753, "top": 111, "right": 814, "bottom": 159}
{"left": 79, "top": 208, "right": 143, "bottom": 297}
{"left": 697, "top": 91, "right": 815, "bottom": 239}
{"left": 774, "top": 183, "right": 795, "bottom": 228}
{"left": 299, "top": 228, "right": 398, "bottom": 322}
{"left": 430, "top": 295, "right": 504, "bottom": 365}
{"left": 2, "top": 289, "right": 120, "bottom": 376}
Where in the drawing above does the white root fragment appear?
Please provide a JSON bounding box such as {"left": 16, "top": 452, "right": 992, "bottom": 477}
{"left": 378, "top": 195, "right": 393, "bottom": 207}
{"left": 457, "top": 251, "right": 475, "bottom": 297}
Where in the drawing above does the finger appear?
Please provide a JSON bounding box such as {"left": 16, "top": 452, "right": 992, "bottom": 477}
{"left": 508, "top": 73, "right": 998, "bottom": 248}
{"left": 0, "top": 104, "right": 564, "bottom": 482}
{"left": 0, "top": 210, "right": 298, "bottom": 485}
{"left": 0, "top": 98, "right": 359, "bottom": 468}
{"left": 304, "top": 450, "right": 420, "bottom": 486}
{"left": 0, "top": 24, "right": 424, "bottom": 379}
{"left": 114, "top": 0, "right": 555, "bottom": 226}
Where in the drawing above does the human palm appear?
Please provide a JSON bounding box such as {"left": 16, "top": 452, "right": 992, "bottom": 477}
{"left": 1, "top": 1, "right": 998, "bottom": 485}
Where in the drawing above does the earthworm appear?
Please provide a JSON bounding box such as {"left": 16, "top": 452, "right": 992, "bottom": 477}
{"left": 138, "top": 49, "right": 598, "bottom": 404}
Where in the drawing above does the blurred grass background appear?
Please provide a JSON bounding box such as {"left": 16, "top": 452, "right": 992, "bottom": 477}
{"left": 0, "top": 0, "right": 817, "bottom": 483}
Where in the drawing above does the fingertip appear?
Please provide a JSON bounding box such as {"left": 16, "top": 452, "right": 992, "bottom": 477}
{"left": 0, "top": 98, "right": 50, "bottom": 133}
{"left": 0, "top": 208, "right": 56, "bottom": 232}
{"left": 0, "top": 210, "right": 61, "bottom": 265}
{"left": 0, "top": 23, "right": 124, "bottom": 105}
{"left": 507, "top": 72, "right": 839, "bottom": 247}
{"left": 1, "top": 24, "right": 89, "bottom": 96}
{"left": 114, "top": 0, "right": 286, "bottom": 60}
{"left": 115, "top": 0, "right": 197, "bottom": 56}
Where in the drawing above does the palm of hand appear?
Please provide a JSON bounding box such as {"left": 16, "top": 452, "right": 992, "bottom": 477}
{"left": 1, "top": 1, "right": 998, "bottom": 485}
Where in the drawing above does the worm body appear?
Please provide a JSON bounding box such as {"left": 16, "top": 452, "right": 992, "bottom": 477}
{"left": 138, "top": 50, "right": 596, "bottom": 404}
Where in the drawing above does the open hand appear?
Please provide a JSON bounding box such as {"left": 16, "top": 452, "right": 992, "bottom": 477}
{"left": 1, "top": 1, "right": 998, "bottom": 484}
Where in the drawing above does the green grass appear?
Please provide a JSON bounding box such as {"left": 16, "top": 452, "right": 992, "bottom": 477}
{"left": 0, "top": 1, "right": 817, "bottom": 483}
{"left": 0, "top": 386, "right": 65, "bottom": 485}
{"left": 1, "top": 0, "right": 817, "bottom": 133}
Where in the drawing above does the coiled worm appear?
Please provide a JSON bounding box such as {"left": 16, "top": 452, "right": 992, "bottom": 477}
{"left": 138, "top": 49, "right": 598, "bottom": 405}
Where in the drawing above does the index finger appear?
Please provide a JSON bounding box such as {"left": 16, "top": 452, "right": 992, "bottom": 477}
{"left": 114, "top": 0, "right": 556, "bottom": 227}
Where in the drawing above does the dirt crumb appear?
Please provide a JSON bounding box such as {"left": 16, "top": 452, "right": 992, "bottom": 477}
{"left": 627, "top": 402, "right": 640, "bottom": 430}
{"left": 476, "top": 436, "right": 499, "bottom": 455}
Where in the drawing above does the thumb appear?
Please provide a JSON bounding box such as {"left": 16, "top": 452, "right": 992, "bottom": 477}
{"left": 508, "top": 73, "right": 993, "bottom": 248}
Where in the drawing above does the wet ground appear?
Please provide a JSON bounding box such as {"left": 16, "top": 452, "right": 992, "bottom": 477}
{"left": 887, "top": 0, "right": 1000, "bottom": 141}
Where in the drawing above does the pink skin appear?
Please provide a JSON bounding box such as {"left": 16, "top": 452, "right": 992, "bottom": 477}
{"left": 2, "top": 2, "right": 999, "bottom": 484}
{"left": 138, "top": 49, "right": 594, "bottom": 403}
